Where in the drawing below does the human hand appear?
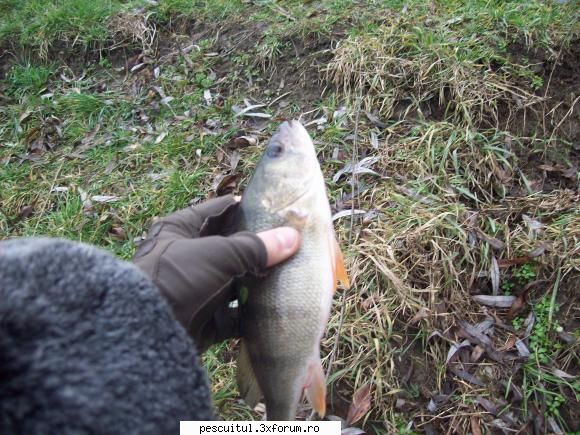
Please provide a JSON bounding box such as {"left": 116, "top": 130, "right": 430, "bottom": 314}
{"left": 133, "top": 195, "right": 300, "bottom": 352}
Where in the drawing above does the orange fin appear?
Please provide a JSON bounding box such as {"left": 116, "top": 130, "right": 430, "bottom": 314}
{"left": 304, "top": 359, "right": 326, "bottom": 418}
{"left": 333, "top": 237, "right": 350, "bottom": 290}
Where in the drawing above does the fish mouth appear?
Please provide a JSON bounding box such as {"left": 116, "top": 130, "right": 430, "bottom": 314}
{"left": 276, "top": 120, "right": 312, "bottom": 151}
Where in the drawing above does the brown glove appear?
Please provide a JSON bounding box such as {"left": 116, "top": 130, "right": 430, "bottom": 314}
{"left": 133, "top": 195, "right": 266, "bottom": 352}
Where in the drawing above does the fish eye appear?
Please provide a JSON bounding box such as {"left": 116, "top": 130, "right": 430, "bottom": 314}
{"left": 267, "top": 143, "right": 283, "bottom": 158}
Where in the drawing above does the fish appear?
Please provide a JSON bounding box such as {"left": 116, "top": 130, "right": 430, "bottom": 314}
{"left": 236, "top": 120, "right": 349, "bottom": 421}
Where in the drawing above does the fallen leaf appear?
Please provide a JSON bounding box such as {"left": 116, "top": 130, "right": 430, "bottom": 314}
{"left": 497, "top": 256, "right": 532, "bottom": 267}
{"left": 91, "top": 195, "right": 120, "bottom": 203}
{"left": 409, "top": 307, "right": 430, "bottom": 324}
{"left": 332, "top": 209, "right": 367, "bottom": 221}
{"left": 470, "top": 416, "right": 483, "bottom": 435}
{"left": 228, "top": 136, "right": 257, "bottom": 149}
{"left": 211, "top": 173, "right": 238, "bottom": 197}
{"left": 365, "top": 111, "right": 386, "bottom": 128}
{"left": 346, "top": 384, "right": 371, "bottom": 425}
{"left": 233, "top": 103, "right": 267, "bottom": 117}
{"left": 470, "top": 345, "right": 485, "bottom": 362}
{"left": 203, "top": 89, "right": 212, "bottom": 106}
{"left": 528, "top": 244, "right": 546, "bottom": 257}
{"left": 446, "top": 339, "right": 471, "bottom": 364}
{"left": 19, "top": 110, "right": 32, "bottom": 123}
{"left": 229, "top": 150, "right": 241, "bottom": 171}
{"left": 449, "top": 365, "right": 485, "bottom": 386}
{"left": 427, "top": 394, "right": 452, "bottom": 413}
{"left": 473, "top": 295, "right": 515, "bottom": 308}
{"left": 522, "top": 214, "right": 543, "bottom": 231}
{"left": 551, "top": 368, "right": 576, "bottom": 379}
{"left": 341, "top": 429, "right": 365, "bottom": 435}
{"left": 476, "top": 396, "right": 499, "bottom": 415}
{"left": 508, "top": 294, "right": 526, "bottom": 318}
{"left": 18, "top": 205, "right": 34, "bottom": 220}
{"left": 369, "top": 130, "right": 379, "bottom": 149}
{"left": 501, "top": 335, "right": 517, "bottom": 351}
{"left": 333, "top": 156, "right": 380, "bottom": 183}
{"left": 109, "top": 225, "right": 126, "bottom": 240}
{"left": 476, "top": 229, "right": 505, "bottom": 250}
{"left": 155, "top": 131, "right": 168, "bottom": 144}
{"left": 490, "top": 256, "right": 500, "bottom": 295}
{"left": 515, "top": 339, "right": 529, "bottom": 357}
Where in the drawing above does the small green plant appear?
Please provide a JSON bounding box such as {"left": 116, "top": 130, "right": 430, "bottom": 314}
{"left": 512, "top": 264, "right": 536, "bottom": 285}
{"left": 528, "top": 296, "right": 560, "bottom": 365}
{"left": 546, "top": 393, "right": 565, "bottom": 418}
{"left": 502, "top": 280, "right": 514, "bottom": 295}
{"left": 511, "top": 316, "right": 523, "bottom": 331}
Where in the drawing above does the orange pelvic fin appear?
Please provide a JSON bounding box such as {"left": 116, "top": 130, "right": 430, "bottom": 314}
{"left": 304, "top": 359, "right": 327, "bottom": 418}
{"left": 330, "top": 231, "right": 350, "bottom": 293}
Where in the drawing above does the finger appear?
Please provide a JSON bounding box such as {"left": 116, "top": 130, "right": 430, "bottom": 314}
{"left": 256, "top": 227, "right": 301, "bottom": 268}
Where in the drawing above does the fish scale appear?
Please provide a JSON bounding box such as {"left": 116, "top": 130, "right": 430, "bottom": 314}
{"left": 236, "top": 120, "right": 349, "bottom": 421}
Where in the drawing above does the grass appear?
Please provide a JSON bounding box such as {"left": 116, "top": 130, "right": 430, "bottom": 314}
{"left": 1, "top": 0, "right": 579, "bottom": 433}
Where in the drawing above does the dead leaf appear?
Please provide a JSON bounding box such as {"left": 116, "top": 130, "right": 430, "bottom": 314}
{"left": 18, "top": 205, "right": 34, "bottom": 220}
{"left": 211, "top": 174, "right": 238, "bottom": 197}
{"left": 409, "top": 307, "right": 430, "bottom": 324}
{"left": 490, "top": 256, "right": 500, "bottom": 295}
{"left": 228, "top": 135, "right": 257, "bottom": 149}
{"left": 476, "top": 396, "right": 499, "bottom": 415}
{"left": 515, "top": 339, "right": 530, "bottom": 357}
{"left": 501, "top": 335, "right": 517, "bottom": 351}
{"left": 522, "top": 214, "right": 543, "bottom": 231}
{"left": 229, "top": 150, "right": 241, "bottom": 171}
{"left": 497, "top": 256, "right": 532, "bottom": 268}
{"left": 470, "top": 345, "right": 485, "bottom": 362}
{"left": 341, "top": 429, "right": 365, "bottom": 435}
{"left": 333, "top": 156, "right": 380, "bottom": 183}
{"left": 91, "top": 195, "right": 120, "bottom": 203}
{"left": 155, "top": 131, "right": 168, "bottom": 144}
{"left": 109, "top": 225, "right": 126, "bottom": 241}
{"left": 557, "top": 330, "right": 576, "bottom": 345}
{"left": 470, "top": 416, "right": 483, "bottom": 435}
{"left": 507, "top": 294, "right": 526, "bottom": 318}
{"left": 365, "top": 111, "right": 386, "bottom": 128}
{"left": 473, "top": 295, "right": 515, "bottom": 308}
{"left": 551, "top": 368, "right": 576, "bottom": 379}
{"left": 446, "top": 339, "right": 471, "bottom": 364}
{"left": 203, "top": 89, "right": 212, "bottom": 106}
{"left": 346, "top": 384, "right": 371, "bottom": 425}
{"left": 449, "top": 365, "right": 485, "bottom": 386}
{"left": 369, "top": 130, "right": 379, "bottom": 149}
{"left": 19, "top": 110, "right": 32, "bottom": 123}
{"left": 476, "top": 229, "right": 505, "bottom": 250}
{"left": 361, "top": 295, "right": 376, "bottom": 310}
{"left": 528, "top": 244, "right": 546, "bottom": 257}
{"left": 538, "top": 164, "right": 578, "bottom": 180}
{"left": 332, "top": 209, "right": 367, "bottom": 221}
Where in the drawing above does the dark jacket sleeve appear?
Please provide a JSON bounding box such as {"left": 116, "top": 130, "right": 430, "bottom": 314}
{"left": 0, "top": 238, "right": 214, "bottom": 434}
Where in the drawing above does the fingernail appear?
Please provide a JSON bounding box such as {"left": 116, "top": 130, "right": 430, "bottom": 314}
{"left": 276, "top": 227, "right": 299, "bottom": 250}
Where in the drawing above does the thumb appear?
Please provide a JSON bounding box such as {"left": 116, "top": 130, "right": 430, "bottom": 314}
{"left": 257, "top": 227, "right": 301, "bottom": 267}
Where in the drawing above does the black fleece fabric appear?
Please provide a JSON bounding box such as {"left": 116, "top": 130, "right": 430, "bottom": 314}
{"left": 0, "top": 238, "right": 214, "bottom": 434}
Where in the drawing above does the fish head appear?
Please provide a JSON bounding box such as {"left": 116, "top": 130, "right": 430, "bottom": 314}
{"left": 250, "top": 120, "right": 321, "bottom": 210}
